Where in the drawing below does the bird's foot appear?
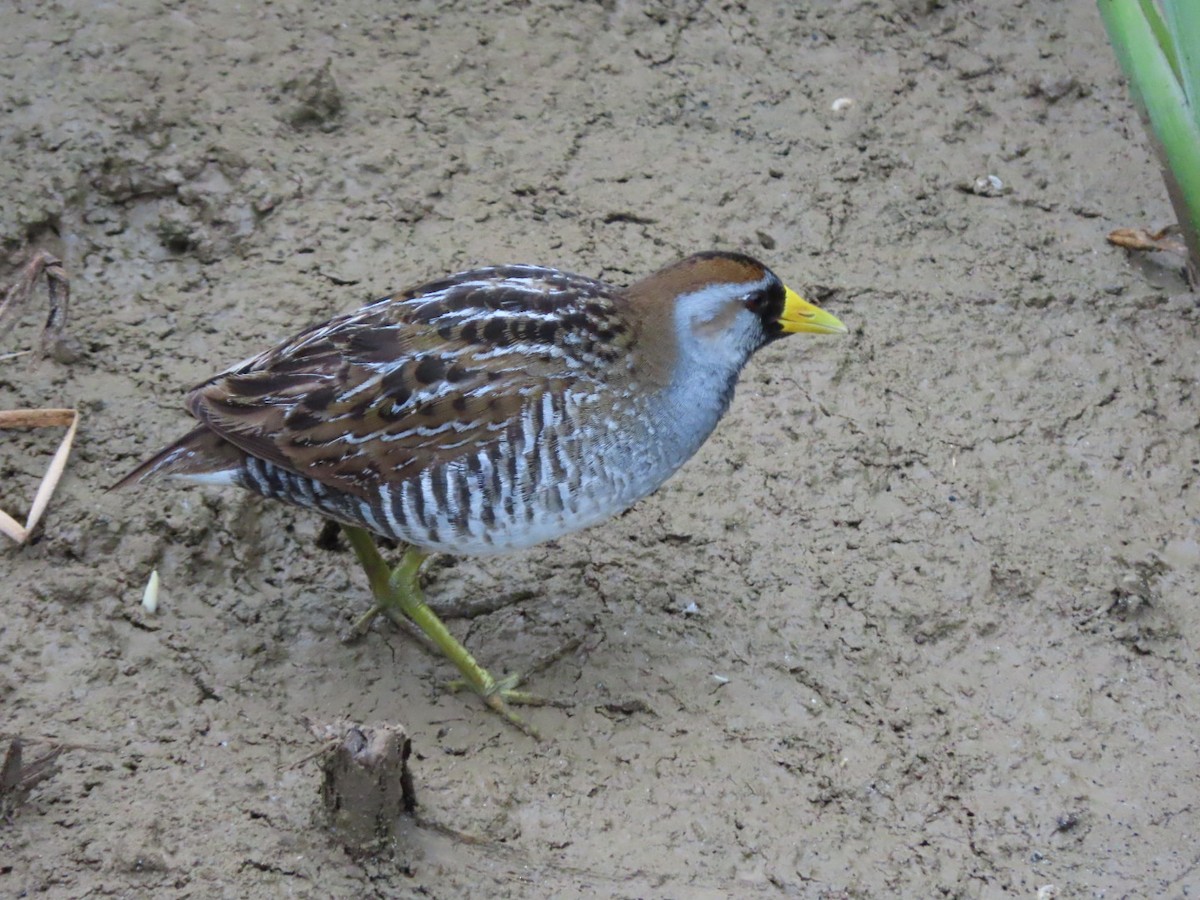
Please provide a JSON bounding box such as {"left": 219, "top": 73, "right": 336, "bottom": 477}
{"left": 444, "top": 671, "right": 552, "bottom": 740}
{"left": 341, "top": 525, "right": 572, "bottom": 740}
{"left": 446, "top": 634, "right": 583, "bottom": 737}
{"left": 344, "top": 601, "right": 437, "bottom": 652}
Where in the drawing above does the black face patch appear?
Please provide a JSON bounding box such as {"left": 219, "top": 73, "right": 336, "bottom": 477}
{"left": 748, "top": 276, "right": 787, "bottom": 339}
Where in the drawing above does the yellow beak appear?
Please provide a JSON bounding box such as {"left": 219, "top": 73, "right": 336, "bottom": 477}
{"left": 779, "top": 286, "right": 848, "bottom": 335}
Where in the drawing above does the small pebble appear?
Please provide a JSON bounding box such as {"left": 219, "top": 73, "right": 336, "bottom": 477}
{"left": 971, "top": 174, "right": 1005, "bottom": 197}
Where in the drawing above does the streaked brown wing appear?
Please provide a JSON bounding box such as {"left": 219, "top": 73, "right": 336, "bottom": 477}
{"left": 185, "top": 269, "right": 626, "bottom": 498}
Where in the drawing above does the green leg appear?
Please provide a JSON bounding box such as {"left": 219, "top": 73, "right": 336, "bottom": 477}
{"left": 342, "top": 525, "right": 545, "bottom": 740}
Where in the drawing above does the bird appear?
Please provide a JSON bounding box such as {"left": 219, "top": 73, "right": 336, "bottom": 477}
{"left": 116, "top": 251, "right": 847, "bottom": 737}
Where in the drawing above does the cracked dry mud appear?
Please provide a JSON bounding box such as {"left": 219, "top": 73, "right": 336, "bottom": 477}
{"left": 3, "top": 1, "right": 1200, "bottom": 896}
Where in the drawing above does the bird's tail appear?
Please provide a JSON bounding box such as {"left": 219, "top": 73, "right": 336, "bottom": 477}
{"left": 111, "top": 426, "right": 247, "bottom": 490}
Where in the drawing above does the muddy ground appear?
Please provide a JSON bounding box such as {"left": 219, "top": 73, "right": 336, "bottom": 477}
{"left": 3, "top": 1, "right": 1199, "bottom": 896}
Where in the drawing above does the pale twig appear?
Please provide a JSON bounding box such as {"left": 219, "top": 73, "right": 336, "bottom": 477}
{"left": 0, "top": 408, "right": 79, "bottom": 545}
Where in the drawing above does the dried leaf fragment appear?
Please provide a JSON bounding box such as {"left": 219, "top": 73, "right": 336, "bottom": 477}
{"left": 0, "top": 250, "right": 74, "bottom": 361}
{"left": 1107, "top": 225, "right": 1189, "bottom": 257}
{"left": 1, "top": 738, "right": 64, "bottom": 824}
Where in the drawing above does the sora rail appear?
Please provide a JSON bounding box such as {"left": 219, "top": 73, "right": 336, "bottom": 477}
{"left": 117, "top": 251, "right": 847, "bottom": 737}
